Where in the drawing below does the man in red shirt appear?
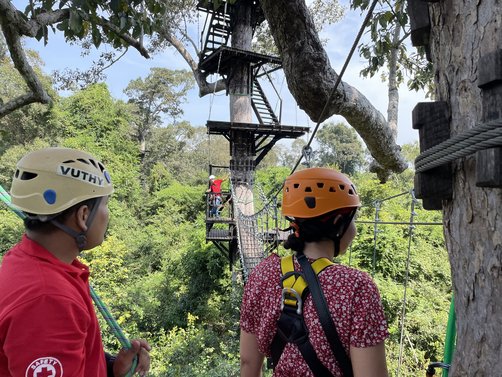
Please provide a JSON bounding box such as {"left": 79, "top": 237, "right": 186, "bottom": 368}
{"left": 0, "top": 148, "right": 150, "bottom": 377}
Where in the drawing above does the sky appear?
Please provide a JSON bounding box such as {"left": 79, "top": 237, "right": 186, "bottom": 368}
{"left": 19, "top": 1, "right": 428, "bottom": 147}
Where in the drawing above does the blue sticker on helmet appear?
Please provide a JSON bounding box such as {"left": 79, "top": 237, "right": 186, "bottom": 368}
{"left": 104, "top": 171, "right": 111, "bottom": 184}
{"left": 43, "top": 189, "right": 57, "bottom": 205}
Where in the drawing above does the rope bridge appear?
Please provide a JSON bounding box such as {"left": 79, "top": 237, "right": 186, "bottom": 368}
{"left": 229, "top": 178, "right": 290, "bottom": 280}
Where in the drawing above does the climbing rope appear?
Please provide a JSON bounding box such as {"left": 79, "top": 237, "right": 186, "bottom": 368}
{"left": 89, "top": 287, "right": 138, "bottom": 377}
{"left": 415, "top": 118, "right": 502, "bottom": 172}
{"left": 0, "top": 185, "right": 138, "bottom": 377}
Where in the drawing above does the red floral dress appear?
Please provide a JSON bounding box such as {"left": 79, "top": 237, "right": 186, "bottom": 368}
{"left": 240, "top": 253, "right": 389, "bottom": 376}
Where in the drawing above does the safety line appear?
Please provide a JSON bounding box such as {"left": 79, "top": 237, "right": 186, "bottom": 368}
{"left": 0, "top": 185, "right": 137, "bottom": 376}
{"left": 415, "top": 118, "right": 502, "bottom": 172}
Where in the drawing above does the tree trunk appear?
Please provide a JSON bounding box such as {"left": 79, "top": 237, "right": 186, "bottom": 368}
{"left": 429, "top": 1, "right": 502, "bottom": 375}
{"left": 229, "top": 0, "right": 254, "bottom": 193}
{"left": 387, "top": 21, "right": 402, "bottom": 141}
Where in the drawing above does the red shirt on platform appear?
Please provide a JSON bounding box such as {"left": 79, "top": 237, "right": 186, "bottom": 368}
{"left": 210, "top": 179, "right": 223, "bottom": 195}
{"left": 0, "top": 235, "right": 107, "bottom": 377}
{"left": 240, "top": 253, "right": 389, "bottom": 377}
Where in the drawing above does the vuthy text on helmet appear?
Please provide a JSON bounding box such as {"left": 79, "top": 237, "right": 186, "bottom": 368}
{"left": 58, "top": 165, "right": 104, "bottom": 186}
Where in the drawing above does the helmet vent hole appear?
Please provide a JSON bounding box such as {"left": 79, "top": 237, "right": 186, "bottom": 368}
{"left": 77, "top": 158, "right": 90, "bottom": 165}
{"left": 305, "top": 186, "right": 312, "bottom": 192}
{"left": 317, "top": 183, "right": 324, "bottom": 189}
{"left": 98, "top": 162, "right": 106, "bottom": 172}
{"left": 304, "top": 196, "right": 316, "bottom": 208}
{"left": 89, "top": 159, "right": 98, "bottom": 168}
{"left": 348, "top": 189, "right": 354, "bottom": 195}
{"left": 339, "top": 184, "right": 345, "bottom": 190}
{"left": 15, "top": 169, "right": 19, "bottom": 178}
{"left": 294, "top": 183, "right": 300, "bottom": 189}
{"left": 329, "top": 187, "right": 336, "bottom": 192}
{"left": 20, "top": 171, "right": 38, "bottom": 180}
{"left": 62, "top": 160, "right": 75, "bottom": 163}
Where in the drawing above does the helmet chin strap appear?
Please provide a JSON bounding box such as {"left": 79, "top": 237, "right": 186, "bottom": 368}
{"left": 50, "top": 197, "right": 103, "bottom": 251}
{"left": 330, "top": 209, "right": 357, "bottom": 258}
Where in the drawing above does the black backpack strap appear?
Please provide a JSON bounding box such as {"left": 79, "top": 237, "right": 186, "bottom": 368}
{"left": 271, "top": 307, "right": 334, "bottom": 377}
{"left": 297, "top": 254, "right": 354, "bottom": 377}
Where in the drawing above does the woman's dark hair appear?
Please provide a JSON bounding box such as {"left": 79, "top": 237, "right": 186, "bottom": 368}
{"left": 283, "top": 208, "right": 355, "bottom": 254}
{"left": 24, "top": 197, "right": 100, "bottom": 232}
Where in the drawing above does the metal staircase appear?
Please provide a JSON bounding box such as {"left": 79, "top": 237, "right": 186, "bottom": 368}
{"left": 198, "top": 1, "right": 232, "bottom": 62}
{"left": 251, "top": 77, "right": 280, "bottom": 125}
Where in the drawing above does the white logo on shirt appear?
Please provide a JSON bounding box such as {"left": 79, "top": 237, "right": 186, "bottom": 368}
{"left": 25, "top": 357, "right": 63, "bottom": 377}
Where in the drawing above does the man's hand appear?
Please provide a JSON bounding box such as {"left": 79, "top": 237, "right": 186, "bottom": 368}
{"left": 113, "top": 339, "right": 151, "bottom": 377}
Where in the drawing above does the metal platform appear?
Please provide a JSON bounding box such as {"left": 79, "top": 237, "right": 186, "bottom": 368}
{"left": 207, "top": 228, "right": 235, "bottom": 241}
{"left": 207, "top": 120, "right": 309, "bottom": 138}
{"left": 199, "top": 46, "right": 282, "bottom": 75}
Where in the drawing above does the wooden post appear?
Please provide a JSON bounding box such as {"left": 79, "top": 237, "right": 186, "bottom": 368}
{"left": 412, "top": 101, "right": 453, "bottom": 210}
{"left": 476, "top": 49, "right": 502, "bottom": 188}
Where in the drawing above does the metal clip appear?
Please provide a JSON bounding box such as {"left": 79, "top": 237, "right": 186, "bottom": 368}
{"left": 281, "top": 288, "right": 303, "bottom": 315}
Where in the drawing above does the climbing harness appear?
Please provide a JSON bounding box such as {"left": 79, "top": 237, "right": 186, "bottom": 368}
{"left": 270, "top": 254, "right": 353, "bottom": 377}
{"left": 0, "top": 185, "right": 138, "bottom": 377}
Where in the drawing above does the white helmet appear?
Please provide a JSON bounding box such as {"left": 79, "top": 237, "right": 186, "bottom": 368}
{"left": 11, "top": 147, "right": 114, "bottom": 215}
{"left": 209, "top": 175, "right": 215, "bottom": 180}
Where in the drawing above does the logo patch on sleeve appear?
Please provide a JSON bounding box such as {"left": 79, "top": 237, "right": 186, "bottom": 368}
{"left": 25, "top": 357, "right": 63, "bottom": 377}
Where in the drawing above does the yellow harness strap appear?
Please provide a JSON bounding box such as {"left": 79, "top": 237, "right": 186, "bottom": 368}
{"left": 280, "top": 255, "right": 333, "bottom": 309}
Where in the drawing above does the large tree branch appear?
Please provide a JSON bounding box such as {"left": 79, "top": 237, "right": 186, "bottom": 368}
{"left": 160, "top": 30, "right": 226, "bottom": 97}
{"left": 260, "top": 0, "right": 407, "bottom": 177}
{"left": 0, "top": 12, "right": 51, "bottom": 117}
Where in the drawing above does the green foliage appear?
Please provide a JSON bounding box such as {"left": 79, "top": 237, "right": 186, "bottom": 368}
{"left": 315, "top": 121, "right": 366, "bottom": 174}
{"left": 149, "top": 313, "right": 240, "bottom": 377}
{"left": 0, "top": 57, "right": 58, "bottom": 154}
{"left": 338, "top": 171, "right": 451, "bottom": 375}
{"left": 0, "top": 209, "right": 23, "bottom": 256}
{"left": 19, "top": 0, "right": 161, "bottom": 48}
{"left": 354, "top": 0, "right": 434, "bottom": 95}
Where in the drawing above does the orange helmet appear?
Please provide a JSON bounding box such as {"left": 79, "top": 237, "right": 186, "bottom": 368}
{"left": 282, "top": 167, "right": 360, "bottom": 219}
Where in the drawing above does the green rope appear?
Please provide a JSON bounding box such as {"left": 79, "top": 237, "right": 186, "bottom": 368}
{"left": 442, "top": 296, "right": 456, "bottom": 377}
{"left": 90, "top": 286, "right": 138, "bottom": 377}
{"left": 0, "top": 185, "right": 137, "bottom": 376}
{"left": 0, "top": 185, "right": 26, "bottom": 219}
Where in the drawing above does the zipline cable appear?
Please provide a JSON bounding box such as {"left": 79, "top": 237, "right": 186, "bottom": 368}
{"left": 0, "top": 185, "right": 138, "bottom": 377}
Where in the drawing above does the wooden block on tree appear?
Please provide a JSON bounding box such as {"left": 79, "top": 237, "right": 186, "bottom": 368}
{"left": 476, "top": 148, "right": 502, "bottom": 187}
{"left": 407, "top": 0, "right": 431, "bottom": 47}
{"left": 478, "top": 49, "right": 502, "bottom": 89}
{"left": 412, "top": 101, "right": 453, "bottom": 210}
{"left": 477, "top": 49, "right": 502, "bottom": 187}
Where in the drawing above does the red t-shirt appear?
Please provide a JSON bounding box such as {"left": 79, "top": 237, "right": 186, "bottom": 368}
{"left": 210, "top": 179, "right": 224, "bottom": 195}
{"left": 240, "top": 253, "right": 389, "bottom": 376}
{"left": 0, "top": 235, "right": 107, "bottom": 377}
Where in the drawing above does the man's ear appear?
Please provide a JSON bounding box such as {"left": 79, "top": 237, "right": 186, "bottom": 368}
{"left": 75, "top": 205, "right": 90, "bottom": 231}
